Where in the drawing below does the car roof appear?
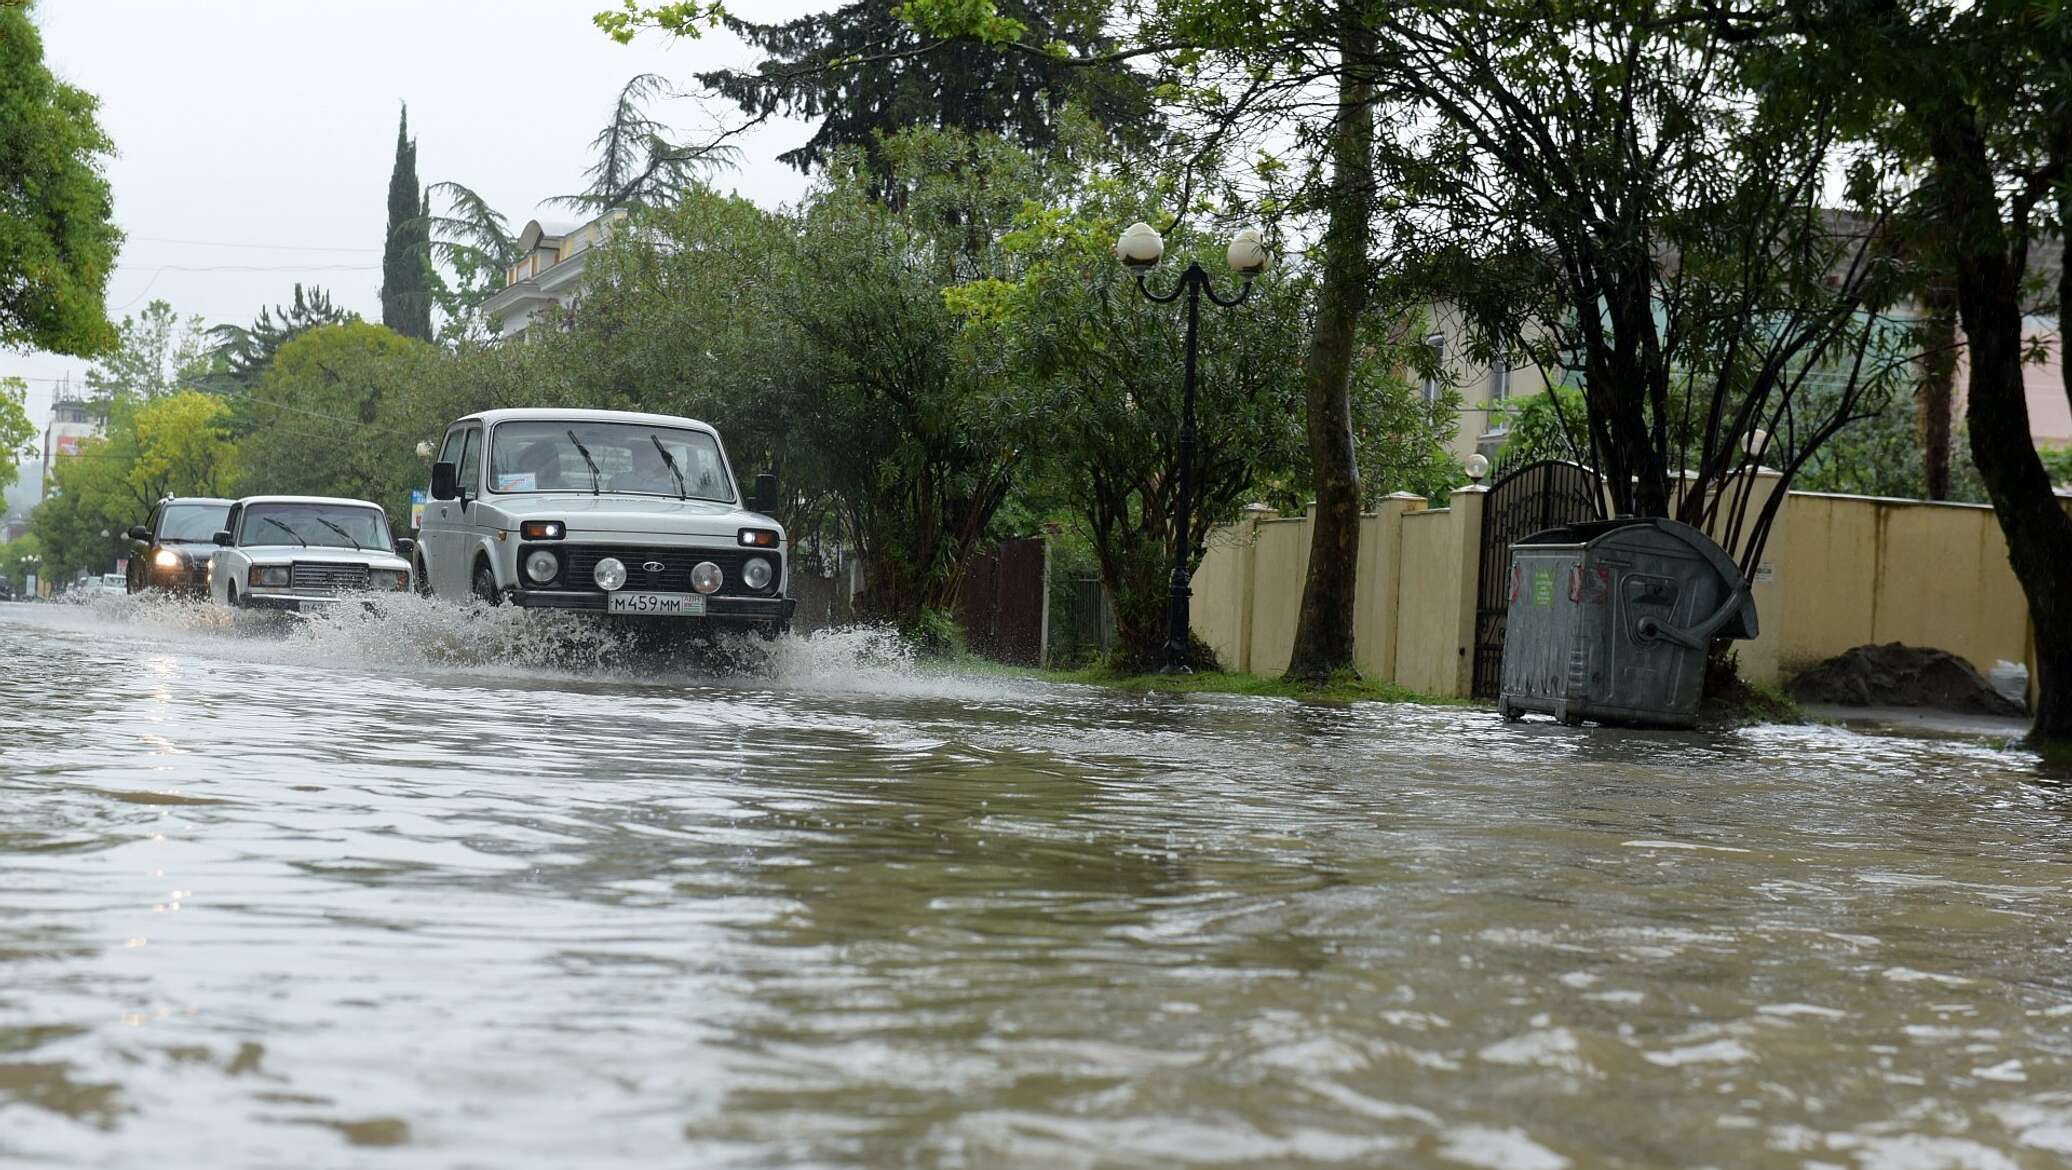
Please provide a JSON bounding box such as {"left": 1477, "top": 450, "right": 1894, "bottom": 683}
{"left": 453, "top": 407, "right": 717, "bottom": 434}
{"left": 160, "top": 497, "right": 235, "bottom": 507}
{"left": 234, "top": 495, "right": 387, "bottom": 509}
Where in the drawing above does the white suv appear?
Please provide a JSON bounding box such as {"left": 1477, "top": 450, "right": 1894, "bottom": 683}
{"left": 415, "top": 408, "right": 792, "bottom": 637}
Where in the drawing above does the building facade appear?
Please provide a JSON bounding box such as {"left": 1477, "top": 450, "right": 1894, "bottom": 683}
{"left": 478, "top": 210, "right": 628, "bottom": 341}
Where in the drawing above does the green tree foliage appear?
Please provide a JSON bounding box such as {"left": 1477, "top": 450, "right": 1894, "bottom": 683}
{"left": 206, "top": 283, "right": 358, "bottom": 389}
{"left": 0, "top": 375, "right": 36, "bottom": 494}
{"left": 83, "top": 300, "right": 215, "bottom": 407}
{"left": 31, "top": 391, "right": 237, "bottom": 581}
{"left": 235, "top": 323, "right": 436, "bottom": 518}
{"left": 0, "top": 1, "right": 121, "bottom": 356}
{"left": 0, "top": 531, "right": 43, "bottom": 594}
{"left": 603, "top": 1, "right": 1157, "bottom": 184}
{"left": 381, "top": 105, "right": 433, "bottom": 342}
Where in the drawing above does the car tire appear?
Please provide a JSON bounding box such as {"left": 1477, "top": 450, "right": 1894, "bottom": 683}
{"left": 226, "top": 584, "right": 240, "bottom": 610}
{"left": 414, "top": 555, "right": 433, "bottom": 597}
{"left": 472, "top": 562, "right": 501, "bottom": 606}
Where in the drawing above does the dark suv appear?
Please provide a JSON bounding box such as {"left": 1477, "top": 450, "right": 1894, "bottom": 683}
{"left": 127, "top": 497, "right": 234, "bottom": 596}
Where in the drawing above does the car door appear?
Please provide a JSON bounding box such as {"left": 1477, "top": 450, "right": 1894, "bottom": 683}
{"left": 423, "top": 425, "right": 475, "bottom": 595}
{"left": 129, "top": 503, "right": 161, "bottom": 592}
{"left": 209, "top": 502, "right": 242, "bottom": 603}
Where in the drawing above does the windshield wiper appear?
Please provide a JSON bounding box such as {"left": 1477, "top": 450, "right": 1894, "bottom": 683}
{"left": 650, "top": 434, "right": 688, "bottom": 500}
{"left": 566, "top": 430, "right": 601, "bottom": 495}
{"left": 262, "top": 517, "right": 307, "bottom": 547}
{"left": 314, "top": 518, "right": 363, "bottom": 550}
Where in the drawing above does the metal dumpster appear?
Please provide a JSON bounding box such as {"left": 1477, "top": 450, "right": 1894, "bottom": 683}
{"left": 1499, "top": 517, "right": 1758, "bottom": 729}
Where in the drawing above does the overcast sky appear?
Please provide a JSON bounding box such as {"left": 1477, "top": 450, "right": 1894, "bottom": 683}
{"left": 9, "top": 0, "right": 830, "bottom": 422}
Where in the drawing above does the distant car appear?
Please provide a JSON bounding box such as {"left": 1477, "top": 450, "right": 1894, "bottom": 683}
{"left": 206, "top": 495, "right": 415, "bottom": 612}
{"left": 0, "top": 577, "right": 13, "bottom": 602}
{"left": 414, "top": 408, "right": 793, "bottom": 639}
{"left": 127, "top": 496, "right": 234, "bottom": 595}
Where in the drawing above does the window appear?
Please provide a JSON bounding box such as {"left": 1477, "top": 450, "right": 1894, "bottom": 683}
{"left": 1419, "top": 333, "right": 1446, "bottom": 403}
{"left": 486, "top": 420, "right": 734, "bottom": 503}
{"left": 437, "top": 427, "right": 466, "bottom": 464}
{"left": 1490, "top": 357, "right": 1511, "bottom": 404}
{"left": 457, "top": 428, "right": 482, "bottom": 497}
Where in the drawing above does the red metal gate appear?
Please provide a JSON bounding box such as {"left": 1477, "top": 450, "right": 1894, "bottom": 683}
{"left": 956, "top": 537, "right": 1049, "bottom": 666}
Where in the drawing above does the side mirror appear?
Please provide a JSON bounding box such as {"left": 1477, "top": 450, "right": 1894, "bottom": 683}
{"left": 753, "top": 472, "right": 779, "bottom": 515}
{"left": 430, "top": 461, "right": 459, "bottom": 501}
{"left": 127, "top": 525, "right": 150, "bottom": 542}
{"left": 212, "top": 530, "right": 233, "bottom": 547}
{"left": 394, "top": 537, "right": 416, "bottom": 556}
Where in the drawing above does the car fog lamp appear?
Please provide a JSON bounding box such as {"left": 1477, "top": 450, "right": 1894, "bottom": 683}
{"left": 248, "top": 565, "right": 290, "bottom": 588}
{"left": 691, "top": 561, "right": 724, "bottom": 594}
{"left": 525, "top": 550, "right": 560, "bottom": 584}
{"left": 152, "top": 548, "right": 182, "bottom": 569}
{"left": 742, "top": 556, "right": 773, "bottom": 591}
{"left": 593, "top": 556, "right": 627, "bottom": 591}
{"left": 520, "top": 520, "right": 565, "bottom": 541}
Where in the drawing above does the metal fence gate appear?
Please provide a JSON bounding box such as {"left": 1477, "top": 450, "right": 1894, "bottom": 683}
{"left": 1472, "top": 459, "right": 1606, "bottom": 698}
{"left": 955, "top": 536, "right": 1050, "bottom": 666}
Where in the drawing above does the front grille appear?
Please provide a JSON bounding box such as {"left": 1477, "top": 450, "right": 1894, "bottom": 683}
{"left": 535, "top": 544, "right": 781, "bottom": 596}
{"left": 291, "top": 562, "right": 371, "bottom": 592}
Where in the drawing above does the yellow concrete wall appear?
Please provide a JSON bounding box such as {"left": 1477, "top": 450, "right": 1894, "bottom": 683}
{"left": 1192, "top": 523, "right": 1255, "bottom": 671}
{"left": 1245, "top": 517, "right": 1311, "bottom": 676}
{"left": 1188, "top": 479, "right": 2040, "bottom": 704}
{"left": 1778, "top": 493, "right": 2028, "bottom": 678}
{"left": 1392, "top": 506, "right": 1467, "bottom": 695}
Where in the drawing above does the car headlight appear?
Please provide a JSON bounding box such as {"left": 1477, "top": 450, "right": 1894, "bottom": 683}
{"left": 593, "top": 557, "right": 627, "bottom": 591}
{"left": 370, "top": 569, "right": 409, "bottom": 592}
{"left": 524, "top": 550, "right": 560, "bottom": 584}
{"left": 691, "top": 561, "right": 724, "bottom": 594}
{"left": 742, "top": 556, "right": 773, "bottom": 591}
{"left": 248, "top": 565, "right": 290, "bottom": 588}
{"left": 152, "top": 548, "right": 182, "bottom": 569}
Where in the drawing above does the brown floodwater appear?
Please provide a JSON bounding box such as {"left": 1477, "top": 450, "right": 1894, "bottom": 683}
{"left": 1, "top": 597, "right": 2068, "bottom": 1169}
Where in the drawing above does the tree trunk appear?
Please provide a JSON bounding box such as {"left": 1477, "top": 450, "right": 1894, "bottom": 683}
{"left": 1937, "top": 137, "right": 2072, "bottom": 747}
{"left": 1283, "top": 15, "right": 1374, "bottom": 683}
{"left": 1917, "top": 280, "right": 1958, "bottom": 500}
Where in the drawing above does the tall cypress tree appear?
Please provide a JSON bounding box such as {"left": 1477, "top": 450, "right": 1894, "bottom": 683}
{"left": 380, "top": 105, "right": 432, "bottom": 341}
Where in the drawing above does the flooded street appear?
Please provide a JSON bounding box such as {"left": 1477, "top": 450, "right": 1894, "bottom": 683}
{"left": 2, "top": 599, "right": 2069, "bottom": 1169}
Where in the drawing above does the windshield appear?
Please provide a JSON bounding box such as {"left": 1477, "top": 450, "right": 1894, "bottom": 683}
{"left": 488, "top": 421, "right": 733, "bottom": 503}
{"left": 237, "top": 503, "right": 391, "bottom": 550}
{"left": 159, "top": 503, "right": 229, "bottom": 542}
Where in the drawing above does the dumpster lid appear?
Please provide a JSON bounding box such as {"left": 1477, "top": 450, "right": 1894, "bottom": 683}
{"left": 1516, "top": 516, "right": 1757, "bottom": 640}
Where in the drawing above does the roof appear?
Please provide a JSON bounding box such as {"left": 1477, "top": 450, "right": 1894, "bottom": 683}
{"left": 456, "top": 407, "right": 716, "bottom": 434}
{"left": 515, "top": 219, "right": 581, "bottom": 252}
{"left": 234, "top": 495, "right": 389, "bottom": 509}
{"left": 162, "top": 497, "right": 235, "bottom": 507}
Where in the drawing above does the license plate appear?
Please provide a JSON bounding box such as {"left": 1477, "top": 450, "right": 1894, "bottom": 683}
{"left": 607, "top": 591, "right": 706, "bottom": 616}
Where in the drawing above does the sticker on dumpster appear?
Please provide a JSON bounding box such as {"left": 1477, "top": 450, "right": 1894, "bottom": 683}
{"left": 1532, "top": 569, "right": 1555, "bottom": 606}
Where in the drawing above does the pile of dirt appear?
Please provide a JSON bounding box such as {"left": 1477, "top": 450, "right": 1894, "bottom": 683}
{"left": 1786, "top": 642, "right": 2026, "bottom": 716}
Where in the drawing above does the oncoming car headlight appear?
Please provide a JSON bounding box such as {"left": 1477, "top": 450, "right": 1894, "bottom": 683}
{"left": 248, "top": 565, "right": 290, "bottom": 588}
{"left": 742, "top": 556, "right": 773, "bottom": 591}
{"left": 152, "top": 548, "right": 182, "bottom": 569}
{"left": 369, "top": 569, "right": 409, "bottom": 592}
{"left": 524, "top": 550, "right": 560, "bottom": 583}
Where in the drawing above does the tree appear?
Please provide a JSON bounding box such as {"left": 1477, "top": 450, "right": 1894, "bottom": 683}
{"left": 1283, "top": 14, "right": 1376, "bottom": 682}
{"left": 30, "top": 391, "right": 237, "bottom": 581}
{"left": 207, "top": 283, "right": 359, "bottom": 388}
{"left": 602, "top": 2, "right": 1158, "bottom": 186}
{"left": 944, "top": 142, "right": 1316, "bottom": 670}
{"left": 84, "top": 300, "right": 215, "bottom": 408}
{"left": 0, "top": 375, "right": 36, "bottom": 494}
{"left": 0, "top": 1, "right": 121, "bottom": 357}
{"left": 381, "top": 105, "right": 433, "bottom": 342}
{"left": 236, "top": 323, "right": 435, "bottom": 517}
{"left": 1794, "top": 0, "right": 2072, "bottom": 747}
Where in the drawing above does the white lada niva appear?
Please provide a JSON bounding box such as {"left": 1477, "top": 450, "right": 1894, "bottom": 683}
{"left": 414, "top": 408, "right": 793, "bottom": 638}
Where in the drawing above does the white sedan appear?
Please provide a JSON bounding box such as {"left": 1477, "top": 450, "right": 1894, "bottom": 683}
{"left": 207, "top": 495, "right": 414, "bottom": 611}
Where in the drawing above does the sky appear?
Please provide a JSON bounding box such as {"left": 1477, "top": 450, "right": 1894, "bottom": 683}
{"left": 7, "top": 0, "right": 830, "bottom": 424}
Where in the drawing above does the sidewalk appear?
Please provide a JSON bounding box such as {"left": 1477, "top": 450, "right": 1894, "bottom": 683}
{"left": 1802, "top": 703, "right": 2032, "bottom": 744}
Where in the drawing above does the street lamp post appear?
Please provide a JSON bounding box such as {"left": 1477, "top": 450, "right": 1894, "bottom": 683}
{"left": 1115, "top": 222, "right": 1271, "bottom": 674}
